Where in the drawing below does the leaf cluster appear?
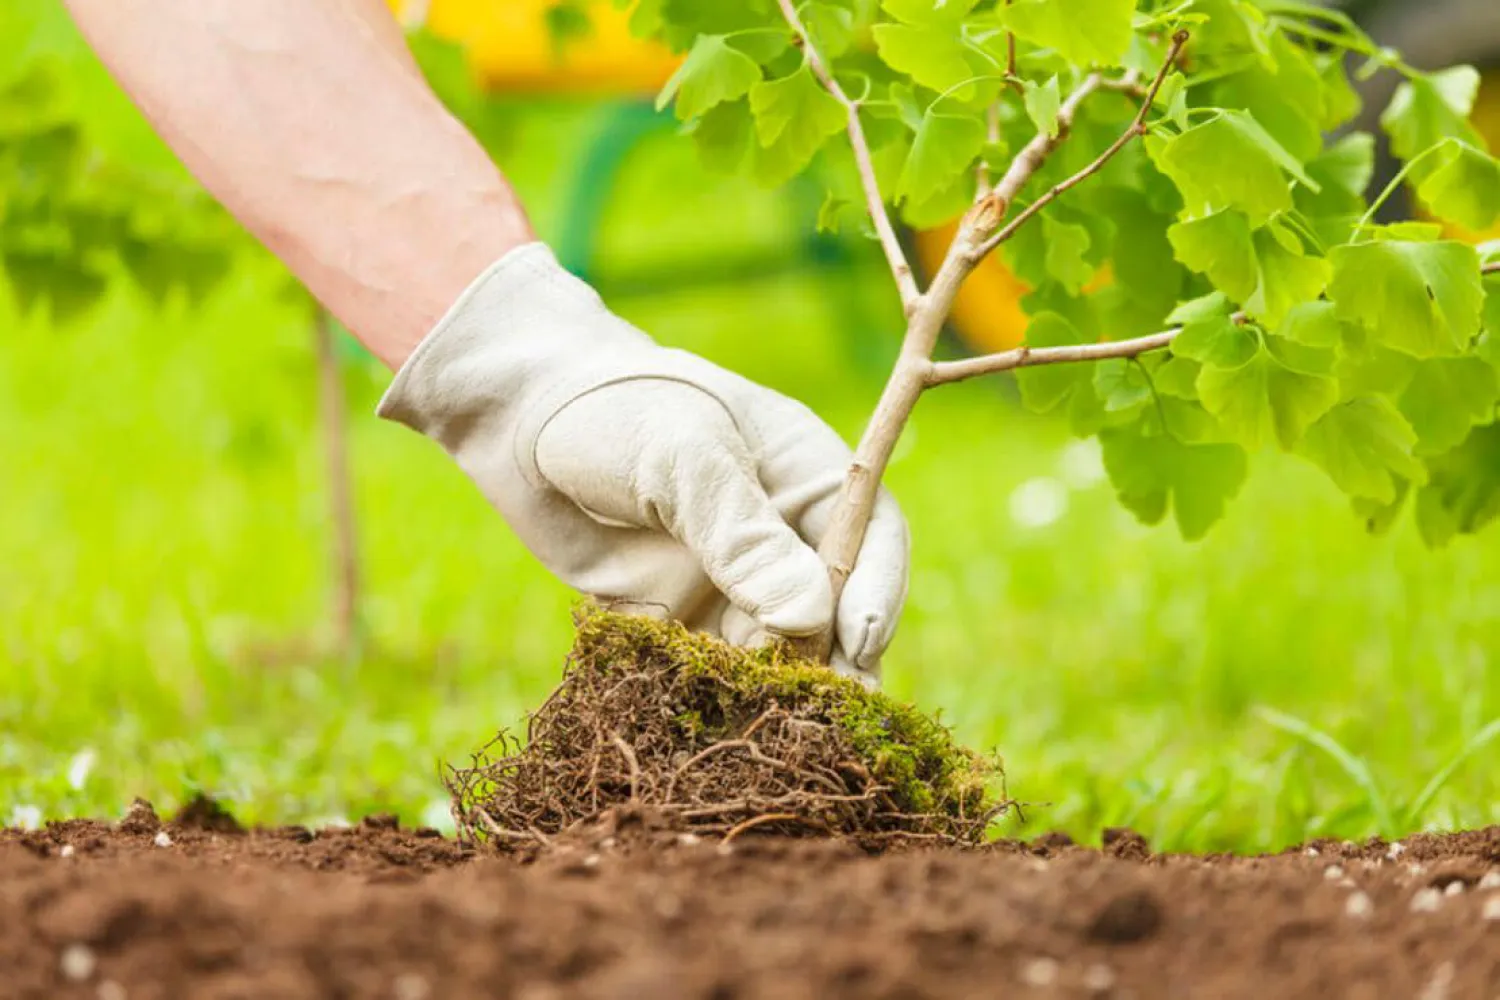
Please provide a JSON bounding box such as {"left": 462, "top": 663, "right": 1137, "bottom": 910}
{"left": 637, "top": 0, "right": 1500, "bottom": 544}
{"left": 0, "top": 32, "right": 237, "bottom": 322}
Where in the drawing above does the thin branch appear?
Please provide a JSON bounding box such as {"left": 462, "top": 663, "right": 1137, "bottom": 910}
{"left": 974, "top": 30, "right": 1189, "bottom": 260}
{"left": 977, "top": 102, "right": 1002, "bottom": 191}
{"left": 982, "top": 72, "right": 1105, "bottom": 223}
{"left": 926, "top": 329, "right": 1182, "bottom": 386}
{"left": 1483, "top": 260, "right": 1500, "bottom": 276}
{"left": 775, "top": 0, "right": 920, "bottom": 310}
{"left": 928, "top": 305, "right": 1246, "bottom": 387}
{"left": 1097, "top": 74, "right": 1149, "bottom": 99}
{"left": 1004, "top": 0, "right": 1018, "bottom": 87}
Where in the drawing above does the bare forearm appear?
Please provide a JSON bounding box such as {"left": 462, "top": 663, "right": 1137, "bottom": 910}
{"left": 64, "top": 0, "right": 534, "bottom": 368}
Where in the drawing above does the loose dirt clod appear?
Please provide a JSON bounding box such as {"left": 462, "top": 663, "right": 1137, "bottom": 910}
{"left": 448, "top": 608, "right": 1009, "bottom": 849}
{"left": 172, "top": 793, "right": 244, "bottom": 834}
{"left": 117, "top": 798, "right": 160, "bottom": 835}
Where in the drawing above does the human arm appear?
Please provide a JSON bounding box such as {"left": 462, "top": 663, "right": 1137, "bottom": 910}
{"left": 62, "top": 0, "right": 531, "bottom": 369}
{"left": 62, "top": 0, "right": 910, "bottom": 677}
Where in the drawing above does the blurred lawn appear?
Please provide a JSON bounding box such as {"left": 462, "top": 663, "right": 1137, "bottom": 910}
{"left": 3, "top": 102, "right": 1499, "bottom": 853}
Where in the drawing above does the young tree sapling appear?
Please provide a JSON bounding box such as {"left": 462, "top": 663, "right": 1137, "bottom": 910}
{"left": 638, "top": 0, "right": 1500, "bottom": 661}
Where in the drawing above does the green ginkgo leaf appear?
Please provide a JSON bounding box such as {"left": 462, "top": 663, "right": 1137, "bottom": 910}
{"left": 1418, "top": 141, "right": 1500, "bottom": 233}
{"left": 1297, "top": 397, "right": 1426, "bottom": 505}
{"left": 656, "top": 35, "right": 763, "bottom": 121}
{"left": 1327, "top": 239, "right": 1485, "bottom": 359}
{"left": 1002, "top": 0, "right": 1135, "bottom": 67}
{"left": 897, "top": 109, "right": 984, "bottom": 204}
{"left": 1198, "top": 343, "right": 1339, "bottom": 450}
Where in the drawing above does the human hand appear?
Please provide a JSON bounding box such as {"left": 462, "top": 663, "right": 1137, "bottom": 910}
{"left": 377, "top": 244, "right": 908, "bottom": 682}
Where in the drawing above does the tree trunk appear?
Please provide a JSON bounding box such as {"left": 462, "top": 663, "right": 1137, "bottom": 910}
{"left": 314, "top": 308, "right": 362, "bottom": 662}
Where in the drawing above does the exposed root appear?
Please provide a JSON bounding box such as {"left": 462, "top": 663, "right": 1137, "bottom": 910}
{"left": 448, "top": 607, "right": 1011, "bottom": 852}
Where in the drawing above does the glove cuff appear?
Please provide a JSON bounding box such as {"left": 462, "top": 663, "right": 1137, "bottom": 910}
{"left": 375, "top": 241, "right": 652, "bottom": 447}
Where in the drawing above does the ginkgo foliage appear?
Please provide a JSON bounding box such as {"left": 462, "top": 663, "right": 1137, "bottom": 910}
{"left": 634, "top": 0, "right": 1500, "bottom": 559}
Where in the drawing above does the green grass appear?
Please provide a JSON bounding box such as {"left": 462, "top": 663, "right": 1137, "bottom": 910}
{"left": 3, "top": 106, "right": 1499, "bottom": 852}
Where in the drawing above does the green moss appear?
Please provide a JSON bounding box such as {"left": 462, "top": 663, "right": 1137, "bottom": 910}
{"left": 571, "top": 605, "right": 1003, "bottom": 824}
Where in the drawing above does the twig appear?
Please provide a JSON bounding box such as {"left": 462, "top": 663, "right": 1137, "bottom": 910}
{"left": 1098, "top": 74, "right": 1149, "bottom": 99}
{"left": 927, "top": 330, "right": 1181, "bottom": 385}
{"left": 721, "top": 812, "right": 826, "bottom": 845}
{"left": 610, "top": 735, "right": 641, "bottom": 801}
{"left": 775, "top": 0, "right": 919, "bottom": 310}
{"left": 473, "top": 808, "right": 536, "bottom": 842}
{"left": 739, "top": 708, "right": 781, "bottom": 740}
{"left": 929, "top": 308, "right": 1246, "bottom": 386}
{"left": 981, "top": 72, "right": 1105, "bottom": 225}
{"left": 977, "top": 102, "right": 1003, "bottom": 191}
{"left": 313, "top": 308, "right": 361, "bottom": 663}
{"left": 930, "top": 302, "right": 1248, "bottom": 386}
{"left": 974, "top": 30, "right": 1188, "bottom": 260}
{"left": 1483, "top": 261, "right": 1500, "bottom": 276}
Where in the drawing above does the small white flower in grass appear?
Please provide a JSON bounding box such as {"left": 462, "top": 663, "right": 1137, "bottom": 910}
{"left": 1387, "top": 842, "right": 1406, "bottom": 859}
{"left": 1345, "top": 892, "right": 1373, "bottom": 919}
{"left": 1020, "top": 957, "right": 1059, "bottom": 987}
{"left": 1058, "top": 439, "right": 1106, "bottom": 489}
{"left": 67, "top": 749, "right": 96, "bottom": 791}
{"left": 153, "top": 831, "right": 173, "bottom": 848}
{"left": 1410, "top": 887, "right": 1442, "bottom": 913}
{"left": 1009, "top": 477, "right": 1068, "bottom": 529}
{"left": 59, "top": 844, "right": 75, "bottom": 859}
{"left": 1305, "top": 847, "right": 1320, "bottom": 858}
{"left": 10, "top": 805, "right": 41, "bottom": 831}
{"left": 1483, "top": 896, "right": 1500, "bottom": 921}
{"left": 60, "top": 944, "right": 95, "bottom": 982}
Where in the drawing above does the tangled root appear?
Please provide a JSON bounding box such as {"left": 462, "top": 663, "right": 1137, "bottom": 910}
{"left": 448, "top": 607, "right": 1011, "bottom": 850}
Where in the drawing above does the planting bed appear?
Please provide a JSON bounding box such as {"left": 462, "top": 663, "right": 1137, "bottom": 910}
{"left": 5, "top": 801, "right": 1500, "bottom": 999}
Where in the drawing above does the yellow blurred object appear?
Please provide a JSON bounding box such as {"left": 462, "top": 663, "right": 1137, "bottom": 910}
{"left": 912, "top": 220, "right": 1034, "bottom": 354}
{"left": 392, "top": 0, "right": 679, "bottom": 94}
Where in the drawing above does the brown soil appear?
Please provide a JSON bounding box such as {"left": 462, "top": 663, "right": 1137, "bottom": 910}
{"left": 5, "top": 802, "right": 1500, "bottom": 999}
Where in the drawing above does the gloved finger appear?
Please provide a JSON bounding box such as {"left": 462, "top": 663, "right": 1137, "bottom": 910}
{"left": 535, "top": 379, "right": 833, "bottom": 639}
{"left": 743, "top": 396, "right": 910, "bottom": 671}
{"left": 833, "top": 487, "right": 909, "bottom": 674}
{"left": 829, "top": 647, "right": 881, "bottom": 690}
{"left": 718, "top": 605, "right": 769, "bottom": 649}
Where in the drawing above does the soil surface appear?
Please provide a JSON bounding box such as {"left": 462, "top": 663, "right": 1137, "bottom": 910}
{"left": 5, "top": 802, "right": 1500, "bottom": 999}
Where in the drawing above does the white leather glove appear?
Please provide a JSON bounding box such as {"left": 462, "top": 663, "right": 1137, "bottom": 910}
{"left": 376, "top": 243, "right": 909, "bottom": 681}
